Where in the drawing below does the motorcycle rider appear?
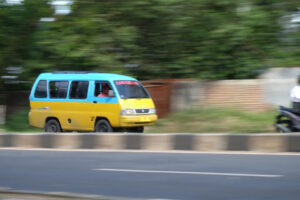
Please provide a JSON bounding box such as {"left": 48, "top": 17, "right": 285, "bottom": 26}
{"left": 290, "top": 75, "right": 300, "bottom": 113}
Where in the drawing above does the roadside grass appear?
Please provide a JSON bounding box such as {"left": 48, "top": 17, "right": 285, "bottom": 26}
{"left": 0, "top": 124, "right": 4, "bottom": 132}
{"left": 4, "top": 109, "right": 40, "bottom": 132}
{"left": 3, "top": 107, "right": 278, "bottom": 133}
{"left": 145, "top": 107, "right": 278, "bottom": 133}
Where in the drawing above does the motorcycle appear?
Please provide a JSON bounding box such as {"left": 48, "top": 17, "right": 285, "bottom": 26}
{"left": 275, "top": 106, "right": 300, "bottom": 132}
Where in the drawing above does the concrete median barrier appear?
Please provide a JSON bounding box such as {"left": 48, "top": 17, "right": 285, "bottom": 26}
{"left": 249, "top": 134, "right": 287, "bottom": 152}
{"left": 0, "top": 133, "right": 300, "bottom": 152}
{"left": 193, "top": 134, "right": 226, "bottom": 151}
{"left": 142, "top": 134, "right": 172, "bottom": 151}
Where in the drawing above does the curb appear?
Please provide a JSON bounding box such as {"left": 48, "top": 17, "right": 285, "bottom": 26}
{"left": 0, "top": 188, "right": 139, "bottom": 200}
{"left": 0, "top": 133, "right": 300, "bottom": 152}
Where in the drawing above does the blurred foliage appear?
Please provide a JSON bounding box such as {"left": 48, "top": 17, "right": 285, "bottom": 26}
{"left": 4, "top": 109, "right": 40, "bottom": 132}
{"left": 1, "top": 0, "right": 300, "bottom": 90}
{"left": 0, "top": 0, "right": 54, "bottom": 90}
{"left": 145, "top": 107, "right": 278, "bottom": 133}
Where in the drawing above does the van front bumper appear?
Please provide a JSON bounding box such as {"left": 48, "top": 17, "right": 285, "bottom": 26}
{"left": 120, "top": 114, "right": 158, "bottom": 127}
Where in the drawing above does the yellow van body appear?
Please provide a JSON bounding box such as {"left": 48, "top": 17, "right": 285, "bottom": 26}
{"left": 29, "top": 72, "right": 157, "bottom": 132}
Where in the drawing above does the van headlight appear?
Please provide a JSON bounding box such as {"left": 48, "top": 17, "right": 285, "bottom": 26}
{"left": 149, "top": 108, "right": 156, "bottom": 114}
{"left": 120, "top": 109, "right": 136, "bottom": 115}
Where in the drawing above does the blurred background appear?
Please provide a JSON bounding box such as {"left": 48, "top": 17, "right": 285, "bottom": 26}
{"left": 1, "top": 0, "right": 300, "bottom": 133}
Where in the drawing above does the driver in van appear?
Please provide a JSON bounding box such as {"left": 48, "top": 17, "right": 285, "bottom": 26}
{"left": 290, "top": 75, "right": 300, "bottom": 113}
{"left": 98, "top": 83, "right": 109, "bottom": 97}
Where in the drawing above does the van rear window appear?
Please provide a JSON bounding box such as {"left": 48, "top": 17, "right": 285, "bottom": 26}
{"left": 49, "top": 81, "right": 69, "bottom": 98}
{"left": 34, "top": 80, "right": 47, "bottom": 98}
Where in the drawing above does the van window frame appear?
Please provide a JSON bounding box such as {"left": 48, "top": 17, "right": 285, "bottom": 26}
{"left": 94, "top": 81, "right": 114, "bottom": 97}
{"left": 34, "top": 80, "right": 48, "bottom": 98}
{"left": 69, "top": 80, "right": 89, "bottom": 99}
{"left": 49, "top": 80, "right": 69, "bottom": 99}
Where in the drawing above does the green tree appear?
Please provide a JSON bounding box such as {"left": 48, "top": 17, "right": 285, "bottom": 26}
{"left": 0, "top": 0, "right": 53, "bottom": 90}
{"left": 26, "top": 0, "right": 139, "bottom": 81}
{"left": 3, "top": 0, "right": 300, "bottom": 84}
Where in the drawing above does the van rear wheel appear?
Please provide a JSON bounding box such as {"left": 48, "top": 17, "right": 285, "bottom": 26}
{"left": 45, "top": 119, "right": 62, "bottom": 133}
{"left": 95, "top": 119, "right": 113, "bottom": 133}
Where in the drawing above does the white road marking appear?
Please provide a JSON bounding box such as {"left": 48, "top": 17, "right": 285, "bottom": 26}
{"left": 93, "top": 168, "right": 283, "bottom": 178}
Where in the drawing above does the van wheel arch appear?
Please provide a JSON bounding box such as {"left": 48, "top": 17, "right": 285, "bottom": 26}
{"left": 45, "top": 117, "right": 62, "bottom": 132}
{"left": 94, "top": 117, "right": 113, "bottom": 132}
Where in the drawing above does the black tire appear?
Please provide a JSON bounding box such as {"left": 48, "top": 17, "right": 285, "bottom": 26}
{"left": 44, "top": 119, "right": 62, "bottom": 133}
{"left": 95, "top": 119, "right": 113, "bottom": 133}
{"left": 127, "top": 126, "right": 144, "bottom": 133}
{"left": 275, "top": 114, "right": 293, "bottom": 132}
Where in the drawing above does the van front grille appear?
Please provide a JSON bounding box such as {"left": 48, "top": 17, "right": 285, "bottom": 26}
{"left": 135, "top": 109, "right": 150, "bottom": 114}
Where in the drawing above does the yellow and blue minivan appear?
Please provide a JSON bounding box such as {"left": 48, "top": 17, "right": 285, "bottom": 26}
{"left": 29, "top": 72, "right": 157, "bottom": 133}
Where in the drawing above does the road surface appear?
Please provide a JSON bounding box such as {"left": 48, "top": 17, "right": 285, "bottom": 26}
{"left": 0, "top": 149, "right": 300, "bottom": 200}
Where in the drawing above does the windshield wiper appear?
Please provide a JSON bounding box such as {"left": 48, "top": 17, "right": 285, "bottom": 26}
{"left": 127, "top": 96, "right": 141, "bottom": 98}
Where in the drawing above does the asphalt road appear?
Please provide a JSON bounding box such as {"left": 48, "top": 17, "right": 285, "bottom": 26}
{"left": 0, "top": 149, "right": 300, "bottom": 200}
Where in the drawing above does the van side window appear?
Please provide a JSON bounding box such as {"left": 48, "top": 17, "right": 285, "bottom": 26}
{"left": 94, "top": 81, "right": 101, "bottom": 96}
{"left": 70, "top": 81, "right": 89, "bottom": 99}
{"left": 49, "top": 81, "right": 69, "bottom": 98}
{"left": 94, "top": 81, "right": 112, "bottom": 97}
{"left": 34, "top": 80, "right": 47, "bottom": 98}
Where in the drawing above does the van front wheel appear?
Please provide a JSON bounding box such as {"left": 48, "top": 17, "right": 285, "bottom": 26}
{"left": 45, "top": 119, "right": 62, "bottom": 133}
{"left": 95, "top": 119, "right": 113, "bottom": 133}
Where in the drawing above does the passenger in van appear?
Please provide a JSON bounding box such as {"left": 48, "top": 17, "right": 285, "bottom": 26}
{"left": 98, "top": 84, "right": 110, "bottom": 97}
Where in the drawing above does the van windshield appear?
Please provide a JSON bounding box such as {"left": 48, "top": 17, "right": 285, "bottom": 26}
{"left": 114, "top": 81, "right": 150, "bottom": 99}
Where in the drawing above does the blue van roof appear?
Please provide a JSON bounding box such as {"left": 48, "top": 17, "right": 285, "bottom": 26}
{"left": 37, "top": 72, "right": 137, "bottom": 81}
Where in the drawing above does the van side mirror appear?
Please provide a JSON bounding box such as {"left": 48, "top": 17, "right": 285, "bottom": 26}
{"left": 108, "top": 90, "right": 115, "bottom": 97}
